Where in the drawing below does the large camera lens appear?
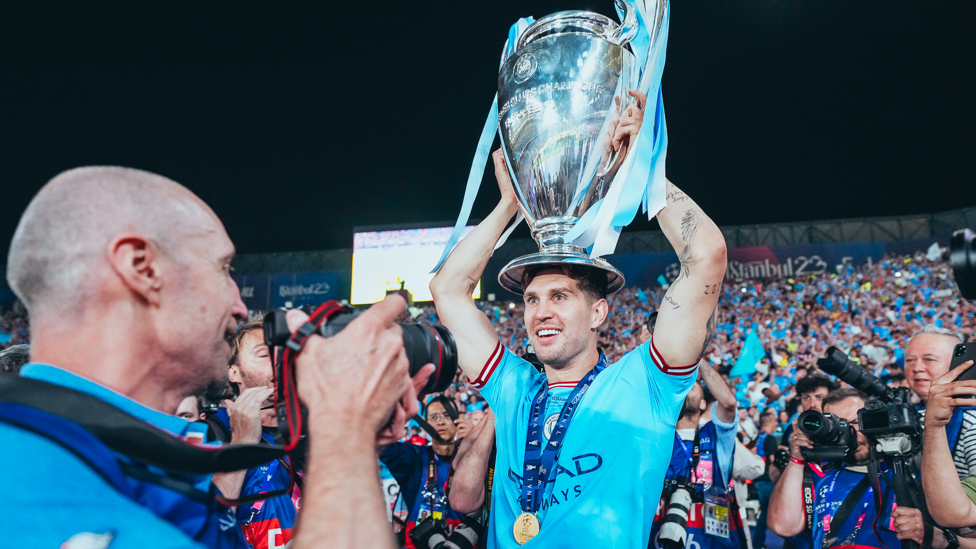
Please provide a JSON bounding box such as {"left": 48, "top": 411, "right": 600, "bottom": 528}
{"left": 262, "top": 303, "right": 458, "bottom": 397}
{"left": 400, "top": 323, "right": 458, "bottom": 394}
{"left": 817, "top": 347, "right": 889, "bottom": 400}
{"left": 798, "top": 410, "right": 850, "bottom": 445}
{"left": 951, "top": 229, "right": 976, "bottom": 300}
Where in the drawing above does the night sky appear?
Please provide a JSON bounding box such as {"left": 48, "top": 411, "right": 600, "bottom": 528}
{"left": 2, "top": 0, "right": 974, "bottom": 260}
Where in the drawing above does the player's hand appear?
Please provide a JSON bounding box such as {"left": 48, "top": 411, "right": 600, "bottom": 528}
{"left": 225, "top": 386, "right": 275, "bottom": 445}
{"left": 453, "top": 416, "right": 473, "bottom": 441}
{"left": 285, "top": 295, "right": 433, "bottom": 444}
{"left": 891, "top": 507, "right": 947, "bottom": 548}
{"left": 789, "top": 418, "right": 813, "bottom": 460}
{"left": 927, "top": 360, "right": 976, "bottom": 428}
{"left": 611, "top": 89, "right": 647, "bottom": 152}
{"left": 492, "top": 149, "right": 518, "bottom": 207}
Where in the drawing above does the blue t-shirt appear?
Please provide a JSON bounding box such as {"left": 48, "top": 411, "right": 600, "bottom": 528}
{"left": 470, "top": 336, "right": 697, "bottom": 549}
{"left": 0, "top": 364, "right": 235, "bottom": 548}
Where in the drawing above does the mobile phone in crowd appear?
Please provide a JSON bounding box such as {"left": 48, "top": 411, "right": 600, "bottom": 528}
{"left": 949, "top": 342, "right": 976, "bottom": 383}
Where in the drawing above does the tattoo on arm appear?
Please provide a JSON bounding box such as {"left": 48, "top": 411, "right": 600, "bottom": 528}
{"left": 704, "top": 283, "right": 721, "bottom": 295}
{"left": 664, "top": 295, "right": 681, "bottom": 309}
{"left": 701, "top": 307, "right": 718, "bottom": 357}
{"left": 667, "top": 188, "right": 690, "bottom": 203}
{"left": 680, "top": 209, "right": 701, "bottom": 243}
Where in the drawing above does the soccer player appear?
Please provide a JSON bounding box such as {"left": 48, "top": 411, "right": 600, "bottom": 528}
{"left": 429, "top": 150, "right": 727, "bottom": 546}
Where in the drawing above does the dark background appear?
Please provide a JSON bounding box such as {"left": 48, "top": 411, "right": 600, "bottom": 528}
{"left": 1, "top": 0, "right": 974, "bottom": 258}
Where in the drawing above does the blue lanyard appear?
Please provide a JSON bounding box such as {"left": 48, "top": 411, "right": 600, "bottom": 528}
{"left": 521, "top": 354, "right": 607, "bottom": 514}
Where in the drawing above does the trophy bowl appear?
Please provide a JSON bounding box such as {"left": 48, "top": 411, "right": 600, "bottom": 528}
{"left": 496, "top": 10, "right": 638, "bottom": 294}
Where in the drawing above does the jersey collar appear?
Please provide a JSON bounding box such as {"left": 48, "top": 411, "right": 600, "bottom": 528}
{"left": 19, "top": 363, "right": 192, "bottom": 437}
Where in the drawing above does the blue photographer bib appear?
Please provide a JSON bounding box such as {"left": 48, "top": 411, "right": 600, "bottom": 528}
{"left": 471, "top": 337, "right": 698, "bottom": 549}
{"left": 649, "top": 406, "right": 740, "bottom": 549}
{"left": 809, "top": 463, "right": 900, "bottom": 549}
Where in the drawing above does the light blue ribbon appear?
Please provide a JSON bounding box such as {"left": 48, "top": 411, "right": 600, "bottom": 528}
{"left": 431, "top": 17, "right": 534, "bottom": 273}
{"left": 430, "top": 97, "right": 499, "bottom": 273}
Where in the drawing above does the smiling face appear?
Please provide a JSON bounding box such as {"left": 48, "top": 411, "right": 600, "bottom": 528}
{"left": 162, "top": 215, "right": 248, "bottom": 394}
{"left": 229, "top": 328, "right": 275, "bottom": 407}
{"left": 523, "top": 269, "right": 608, "bottom": 369}
{"left": 905, "top": 333, "right": 957, "bottom": 401}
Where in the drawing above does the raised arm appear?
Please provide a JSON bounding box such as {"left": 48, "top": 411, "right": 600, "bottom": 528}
{"left": 449, "top": 409, "right": 496, "bottom": 514}
{"left": 430, "top": 151, "right": 520, "bottom": 381}
{"left": 699, "top": 362, "right": 737, "bottom": 424}
{"left": 922, "top": 363, "right": 976, "bottom": 528}
{"left": 653, "top": 180, "right": 727, "bottom": 367}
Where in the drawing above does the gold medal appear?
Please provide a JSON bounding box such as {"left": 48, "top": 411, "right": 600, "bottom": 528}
{"left": 513, "top": 512, "right": 541, "bottom": 545}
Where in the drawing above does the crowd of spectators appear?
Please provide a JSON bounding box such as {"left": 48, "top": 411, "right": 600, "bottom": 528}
{"left": 0, "top": 310, "right": 29, "bottom": 349}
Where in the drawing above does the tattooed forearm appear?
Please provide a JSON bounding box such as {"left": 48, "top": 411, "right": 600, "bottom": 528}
{"left": 680, "top": 209, "right": 701, "bottom": 243}
{"left": 664, "top": 295, "right": 681, "bottom": 309}
{"left": 701, "top": 306, "right": 718, "bottom": 357}
{"left": 703, "top": 282, "right": 722, "bottom": 295}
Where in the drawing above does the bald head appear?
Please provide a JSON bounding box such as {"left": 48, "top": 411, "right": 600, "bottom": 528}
{"left": 8, "top": 166, "right": 219, "bottom": 317}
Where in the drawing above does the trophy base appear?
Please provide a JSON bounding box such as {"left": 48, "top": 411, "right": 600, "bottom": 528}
{"left": 498, "top": 250, "right": 625, "bottom": 295}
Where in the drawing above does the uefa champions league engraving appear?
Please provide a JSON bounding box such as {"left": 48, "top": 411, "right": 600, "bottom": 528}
{"left": 496, "top": 7, "right": 642, "bottom": 294}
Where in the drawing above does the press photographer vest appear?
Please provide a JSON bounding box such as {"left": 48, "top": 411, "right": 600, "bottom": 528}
{"left": 807, "top": 463, "right": 900, "bottom": 549}
{"left": 649, "top": 421, "right": 742, "bottom": 549}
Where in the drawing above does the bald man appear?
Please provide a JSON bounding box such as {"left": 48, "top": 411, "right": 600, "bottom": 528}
{"left": 0, "top": 167, "right": 428, "bottom": 549}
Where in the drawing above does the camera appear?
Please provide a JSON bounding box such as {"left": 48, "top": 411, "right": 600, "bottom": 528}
{"left": 657, "top": 486, "right": 692, "bottom": 549}
{"left": 772, "top": 447, "right": 791, "bottom": 471}
{"left": 797, "top": 410, "right": 857, "bottom": 463}
{"left": 263, "top": 301, "right": 459, "bottom": 443}
{"left": 818, "top": 346, "right": 922, "bottom": 457}
{"left": 409, "top": 515, "right": 482, "bottom": 549}
{"left": 951, "top": 229, "right": 976, "bottom": 300}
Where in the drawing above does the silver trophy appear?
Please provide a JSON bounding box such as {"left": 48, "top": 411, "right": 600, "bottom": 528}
{"left": 496, "top": 2, "right": 656, "bottom": 294}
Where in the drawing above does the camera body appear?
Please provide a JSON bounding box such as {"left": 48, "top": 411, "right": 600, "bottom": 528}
{"left": 262, "top": 301, "right": 458, "bottom": 443}
{"left": 817, "top": 346, "right": 923, "bottom": 460}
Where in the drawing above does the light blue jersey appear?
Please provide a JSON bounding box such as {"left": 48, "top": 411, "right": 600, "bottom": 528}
{"left": 471, "top": 337, "right": 697, "bottom": 548}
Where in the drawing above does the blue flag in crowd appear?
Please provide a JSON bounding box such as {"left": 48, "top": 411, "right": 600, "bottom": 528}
{"left": 658, "top": 274, "right": 668, "bottom": 287}
{"left": 637, "top": 288, "right": 648, "bottom": 303}
{"left": 730, "top": 330, "right": 766, "bottom": 379}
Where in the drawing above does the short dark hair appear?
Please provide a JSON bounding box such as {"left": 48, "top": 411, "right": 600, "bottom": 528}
{"left": 522, "top": 264, "right": 608, "bottom": 302}
{"left": 822, "top": 387, "right": 867, "bottom": 410}
{"left": 426, "top": 395, "right": 459, "bottom": 421}
{"left": 0, "top": 344, "right": 30, "bottom": 374}
{"left": 795, "top": 373, "right": 839, "bottom": 397}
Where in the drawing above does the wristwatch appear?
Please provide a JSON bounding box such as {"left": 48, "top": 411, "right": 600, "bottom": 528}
{"left": 944, "top": 528, "right": 959, "bottom": 549}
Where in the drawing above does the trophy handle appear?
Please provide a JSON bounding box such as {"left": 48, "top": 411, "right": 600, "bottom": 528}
{"left": 609, "top": 0, "right": 638, "bottom": 48}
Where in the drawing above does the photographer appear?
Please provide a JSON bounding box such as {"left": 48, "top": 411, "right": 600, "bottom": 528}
{"left": 380, "top": 396, "right": 479, "bottom": 548}
{"left": 206, "top": 320, "right": 301, "bottom": 549}
{"left": 649, "top": 361, "right": 742, "bottom": 549}
{"left": 0, "top": 167, "right": 429, "bottom": 548}
{"left": 921, "top": 359, "right": 976, "bottom": 528}
{"left": 767, "top": 388, "right": 947, "bottom": 548}
{"left": 906, "top": 326, "right": 976, "bottom": 478}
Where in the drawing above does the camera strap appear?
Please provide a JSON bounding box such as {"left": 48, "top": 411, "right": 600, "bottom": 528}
{"left": 279, "top": 300, "right": 346, "bottom": 451}
{"left": 803, "top": 467, "right": 815, "bottom": 531}
{"left": 0, "top": 375, "right": 294, "bottom": 507}
{"left": 425, "top": 445, "right": 456, "bottom": 511}
{"left": 413, "top": 414, "right": 457, "bottom": 446}
{"left": 822, "top": 474, "right": 871, "bottom": 548}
